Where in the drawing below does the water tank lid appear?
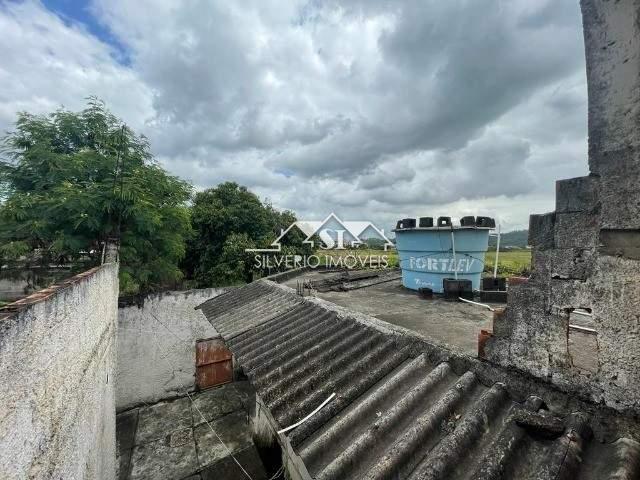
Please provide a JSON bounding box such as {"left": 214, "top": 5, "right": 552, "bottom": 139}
{"left": 419, "top": 217, "right": 434, "bottom": 228}
{"left": 392, "top": 215, "right": 495, "bottom": 231}
{"left": 460, "top": 216, "right": 476, "bottom": 227}
{"left": 476, "top": 216, "right": 496, "bottom": 228}
{"left": 395, "top": 218, "right": 417, "bottom": 230}
{"left": 437, "top": 216, "right": 452, "bottom": 227}
{"left": 402, "top": 218, "right": 416, "bottom": 228}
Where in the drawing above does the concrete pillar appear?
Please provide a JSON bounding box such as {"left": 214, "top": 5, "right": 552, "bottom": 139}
{"left": 486, "top": 0, "right": 640, "bottom": 412}
{"left": 104, "top": 238, "right": 120, "bottom": 264}
{"left": 582, "top": 0, "right": 640, "bottom": 228}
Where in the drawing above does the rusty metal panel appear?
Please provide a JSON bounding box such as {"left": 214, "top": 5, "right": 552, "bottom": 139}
{"left": 196, "top": 338, "right": 232, "bottom": 367}
{"left": 196, "top": 362, "right": 232, "bottom": 389}
{"left": 195, "top": 338, "right": 233, "bottom": 389}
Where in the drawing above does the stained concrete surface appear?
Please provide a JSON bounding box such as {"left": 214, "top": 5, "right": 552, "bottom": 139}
{"left": 567, "top": 311, "right": 599, "bottom": 374}
{"left": 117, "top": 288, "right": 225, "bottom": 411}
{"left": 485, "top": 0, "right": 640, "bottom": 413}
{"left": 117, "top": 382, "right": 267, "bottom": 480}
{"left": 0, "top": 264, "right": 118, "bottom": 480}
{"left": 284, "top": 272, "right": 601, "bottom": 367}
{"left": 285, "top": 271, "right": 495, "bottom": 356}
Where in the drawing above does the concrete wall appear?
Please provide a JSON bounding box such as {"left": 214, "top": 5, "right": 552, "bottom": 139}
{"left": 116, "top": 288, "right": 225, "bottom": 411}
{"left": 0, "top": 263, "right": 119, "bottom": 480}
{"left": 487, "top": 0, "right": 640, "bottom": 413}
{"left": 251, "top": 394, "right": 312, "bottom": 480}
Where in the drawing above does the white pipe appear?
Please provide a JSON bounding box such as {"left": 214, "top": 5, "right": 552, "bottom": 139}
{"left": 458, "top": 297, "right": 495, "bottom": 312}
{"left": 493, "top": 223, "right": 501, "bottom": 279}
{"left": 571, "top": 309, "right": 593, "bottom": 317}
{"left": 569, "top": 324, "right": 597, "bottom": 334}
{"left": 451, "top": 229, "right": 458, "bottom": 280}
{"left": 277, "top": 393, "right": 336, "bottom": 434}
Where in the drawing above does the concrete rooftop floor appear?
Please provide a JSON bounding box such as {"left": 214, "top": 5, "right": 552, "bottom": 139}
{"left": 283, "top": 270, "right": 496, "bottom": 356}
{"left": 116, "top": 382, "right": 268, "bottom": 480}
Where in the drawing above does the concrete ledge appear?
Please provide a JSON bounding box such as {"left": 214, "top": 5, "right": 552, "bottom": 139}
{"left": 531, "top": 248, "right": 596, "bottom": 281}
{"left": 528, "top": 212, "right": 555, "bottom": 250}
{"left": 0, "top": 265, "right": 107, "bottom": 321}
{"left": 263, "top": 267, "right": 312, "bottom": 284}
{"left": 555, "top": 175, "right": 599, "bottom": 213}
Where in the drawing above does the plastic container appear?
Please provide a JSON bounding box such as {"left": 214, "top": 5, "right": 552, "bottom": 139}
{"left": 394, "top": 220, "right": 492, "bottom": 292}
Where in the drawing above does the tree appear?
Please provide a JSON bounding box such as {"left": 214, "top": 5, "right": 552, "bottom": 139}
{"left": 0, "top": 98, "right": 192, "bottom": 295}
{"left": 211, "top": 233, "right": 257, "bottom": 285}
{"left": 185, "top": 182, "right": 310, "bottom": 287}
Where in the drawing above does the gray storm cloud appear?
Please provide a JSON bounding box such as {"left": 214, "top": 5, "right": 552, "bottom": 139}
{"left": 0, "top": 0, "right": 589, "bottom": 232}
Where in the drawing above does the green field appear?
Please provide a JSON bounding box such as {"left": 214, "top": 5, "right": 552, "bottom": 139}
{"left": 483, "top": 249, "right": 531, "bottom": 276}
{"left": 314, "top": 247, "right": 531, "bottom": 276}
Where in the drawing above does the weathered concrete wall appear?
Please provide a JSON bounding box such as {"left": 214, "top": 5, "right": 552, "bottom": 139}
{"left": 0, "top": 263, "right": 119, "bottom": 480}
{"left": 251, "top": 393, "right": 311, "bottom": 480}
{"left": 487, "top": 0, "right": 640, "bottom": 412}
{"left": 116, "top": 288, "right": 225, "bottom": 411}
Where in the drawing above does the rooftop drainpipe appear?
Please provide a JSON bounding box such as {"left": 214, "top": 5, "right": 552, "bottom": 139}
{"left": 493, "top": 223, "right": 501, "bottom": 279}
{"left": 450, "top": 228, "right": 458, "bottom": 280}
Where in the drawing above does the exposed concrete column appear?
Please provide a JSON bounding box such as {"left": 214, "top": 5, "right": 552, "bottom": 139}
{"left": 582, "top": 0, "right": 640, "bottom": 228}
{"left": 104, "top": 238, "right": 120, "bottom": 264}
{"left": 486, "top": 0, "right": 640, "bottom": 413}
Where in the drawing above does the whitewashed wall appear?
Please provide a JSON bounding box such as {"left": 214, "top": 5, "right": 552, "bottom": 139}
{"left": 0, "top": 263, "right": 119, "bottom": 480}
{"left": 116, "top": 288, "right": 225, "bottom": 411}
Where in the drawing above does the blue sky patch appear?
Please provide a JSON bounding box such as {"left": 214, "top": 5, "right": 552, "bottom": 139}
{"left": 41, "top": 0, "right": 130, "bottom": 64}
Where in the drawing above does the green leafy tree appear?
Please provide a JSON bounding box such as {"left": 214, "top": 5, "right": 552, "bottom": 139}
{"left": 0, "top": 98, "right": 192, "bottom": 295}
{"left": 266, "top": 207, "right": 309, "bottom": 250}
{"left": 185, "top": 182, "right": 310, "bottom": 287}
{"left": 185, "top": 182, "right": 270, "bottom": 286}
{"left": 210, "top": 233, "right": 257, "bottom": 285}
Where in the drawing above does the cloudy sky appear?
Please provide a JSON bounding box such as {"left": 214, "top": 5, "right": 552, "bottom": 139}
{"left": 0, "top": 0, "right": 589, "bottom": 233}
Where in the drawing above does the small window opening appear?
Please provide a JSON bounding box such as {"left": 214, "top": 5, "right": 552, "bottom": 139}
{"left": 567, "top": 308, "right": 599, "bottom": 374}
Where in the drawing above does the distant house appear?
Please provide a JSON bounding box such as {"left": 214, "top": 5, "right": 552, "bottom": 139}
{"left": 248, "top": 213, "right": 394, "bottom": 252}
{"left": 300, "top": 213, "right": 394, "bottom": 250}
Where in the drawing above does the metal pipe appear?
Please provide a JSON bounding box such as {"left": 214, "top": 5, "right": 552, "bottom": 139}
{"left": 451, "top": 228, "right": 458, "bottom": 280}
{"left": 493, "top": 223, "right": 501, "bottom": 279}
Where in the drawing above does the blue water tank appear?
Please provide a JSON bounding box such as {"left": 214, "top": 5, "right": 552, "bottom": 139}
{"left": 394, "top": 218, "right": 492, "bottom": 293}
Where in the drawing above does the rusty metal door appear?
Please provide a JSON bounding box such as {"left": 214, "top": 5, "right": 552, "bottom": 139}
{"left": 195, "top": 338, "right": 232, "bottom": 389}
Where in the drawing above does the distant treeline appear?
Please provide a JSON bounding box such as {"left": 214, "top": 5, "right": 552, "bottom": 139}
{"left": 488, "top": 229, "right": 528, "bottom": 249}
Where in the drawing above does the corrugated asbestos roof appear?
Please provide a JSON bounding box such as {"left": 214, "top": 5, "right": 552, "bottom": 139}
{"left": 199, "top": 280, "right": 640, "bottom": 480}
{"left": 198, "top": 281, "right": 303, "bottom": 338}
